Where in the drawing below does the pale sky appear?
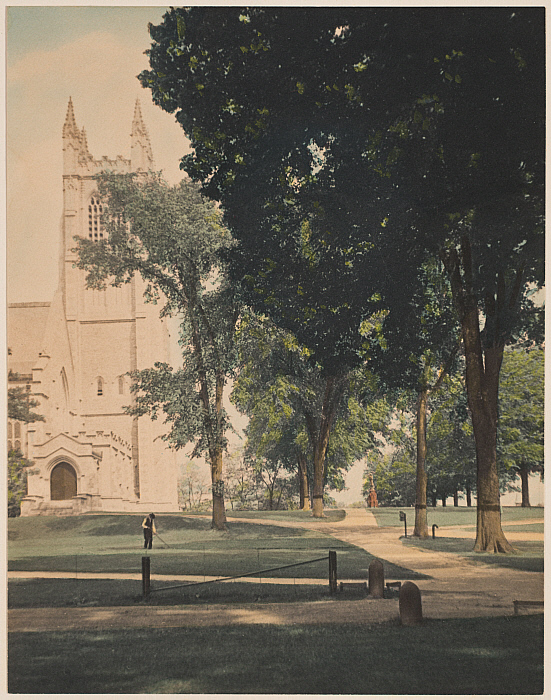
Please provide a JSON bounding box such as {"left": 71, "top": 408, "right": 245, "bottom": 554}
{"left": 7, "top": 5, "right": 191, "bottom": 303}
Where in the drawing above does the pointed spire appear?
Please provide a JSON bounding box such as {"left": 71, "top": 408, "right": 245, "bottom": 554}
{"left": 63, "top": 97, "right": 79, "bottom": 139}
{"left": 80, "top": 126, "right": 91, "bottom": 159}
{"left": 132, "top": 98, "right": 145, "bottom": 130}
{"left": 131, "top": 98, "right": 154, "bottom": 170}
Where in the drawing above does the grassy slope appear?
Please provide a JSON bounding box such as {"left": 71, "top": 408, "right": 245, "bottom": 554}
{"left": 8, "top": 512, "right": 424, "bottom": 581}
{"left": 8, "top": 615, "right": 543, "bottom": 695}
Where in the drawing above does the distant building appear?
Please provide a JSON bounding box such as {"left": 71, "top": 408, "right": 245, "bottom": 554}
{"left": 8, "top": 99, "right": 179, "bottom": 516}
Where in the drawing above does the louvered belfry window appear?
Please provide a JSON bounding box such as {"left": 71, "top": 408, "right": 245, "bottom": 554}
{"left": 88, "top": 196, "right": 103, "bottom": 240}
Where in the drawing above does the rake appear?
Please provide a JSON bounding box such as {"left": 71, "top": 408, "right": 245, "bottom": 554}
{"left": 154, "top": 532, "right": 171, "bottom": 548}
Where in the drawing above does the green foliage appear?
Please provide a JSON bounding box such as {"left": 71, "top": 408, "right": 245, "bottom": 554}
{"left": 141, "top": 8, "right": 543, "bottom": 542}
{"left": 233, "top": 313, "right": 391, "bottom": 497}
{"left": 498, "top": 346, "right": 544, "bottom": 482}
{"left": 141, "top": 8, "right": 543, "bottom": 372}
{"left": 8, "top": 386, "right": 45, "bottom": 424}
{"left": 74, "top": 173, "right": 240, "bottom": 472}
{"left": 7, "top": 385, "right": 43, "bottom": 517}
{"left": 140, "top": 7, "right": 440, "bottom": 375}
{"left": 424, "top": 371, "right": 477, "bottom": 500}
{"left": 8, "top": 450, "right": 30, "bottom": 517}
{"left": 224, "top": 448, "right": 263, "bottom": 510}
{"left": 364, "top": 449, "right": 417, "bottom": 507}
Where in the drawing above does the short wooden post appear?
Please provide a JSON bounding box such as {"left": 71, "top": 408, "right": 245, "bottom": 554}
{"left": 142, "top": 556, "right": 151, "bottom": 598}
{"left": 329, "top": 550, "right": 337, "bottom": 594}
{"left": 399, "top": 510, "right": 407, "bottom": 537}
{"left": 368, "top": 558, "right": 385, "bottom": 598}
{"left": 399, "top": 581, "right": 423, "bottom": 626}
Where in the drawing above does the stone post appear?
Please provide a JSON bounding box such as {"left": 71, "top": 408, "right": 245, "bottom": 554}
{"left": 368, "top": 558, "right": 385, "bottom": 598}
{"left": 399, "top": 581, "right": 423, "bottom": 625}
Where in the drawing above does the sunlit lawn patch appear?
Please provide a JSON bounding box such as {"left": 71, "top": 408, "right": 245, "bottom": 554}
{"left": 368, "top": 506, "right": 543, "bottom": 529}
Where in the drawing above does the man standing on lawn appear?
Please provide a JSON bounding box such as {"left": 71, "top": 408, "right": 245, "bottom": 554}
{"left": 142, "top": 513, "right": 156, "bottom": 549}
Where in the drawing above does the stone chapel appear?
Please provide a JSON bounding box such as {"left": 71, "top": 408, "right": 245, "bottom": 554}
{"left": 8, "top": 98, "right": 180, "bottom": 516}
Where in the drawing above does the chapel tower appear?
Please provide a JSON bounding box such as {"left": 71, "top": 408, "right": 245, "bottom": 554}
{"left": 14, "top": 99, "right": 179, "bottom": 516}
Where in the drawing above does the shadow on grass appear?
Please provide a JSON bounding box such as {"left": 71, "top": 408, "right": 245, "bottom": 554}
{"left": 8, "top": 615, "right": 543, "bottom": 694}
{"left": 8, "top": 578, "right": 345, "bottom": 608}
{"left": 402, "top": 537, "right": 544, "bottom": 572}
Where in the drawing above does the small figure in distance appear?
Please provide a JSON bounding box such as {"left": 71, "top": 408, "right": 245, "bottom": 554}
{"left": 142, "top": 513, "right": 156, "bottom": 550}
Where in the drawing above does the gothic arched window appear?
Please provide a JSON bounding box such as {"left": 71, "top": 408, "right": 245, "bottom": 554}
{"left": 88, "top": 196, "right": 103, "bottom": 241}
{"left": 118, "top": 375, "right": 124, "bottom": 394}
{"left": 14, "top": 422, "right": 21, "bottom": 438}
{"left": 7, "top": 422, "right": 12, "bottom": 439}
{"left": 97, "top": 377, "right": 104, "bottom": 396}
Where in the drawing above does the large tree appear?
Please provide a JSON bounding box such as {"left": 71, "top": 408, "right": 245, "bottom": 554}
{"left": 369, "top": 258, "right": 460, "bottom": 536}
{"left": 74, "top": 173, "right": 239, "bottom": 530}
{"left": 140, "top": 8, "right": 544, "bottom": 546}
{"left": 232, "top": 313, "right": 390, "bottom": 514}
{"left": 140, "top": 7, "right": 431, "bottom": 517}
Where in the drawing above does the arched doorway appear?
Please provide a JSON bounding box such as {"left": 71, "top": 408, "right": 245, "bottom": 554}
{"left": 50, "top": 462, "right": 77, "bottom": 500}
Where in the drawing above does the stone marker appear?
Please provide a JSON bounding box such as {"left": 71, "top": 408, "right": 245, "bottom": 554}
{"left": 368, "top": 558, "right": 385, "bottom": 598}
{"left": 399, "top": 581, "right": 423, "bottom": 625}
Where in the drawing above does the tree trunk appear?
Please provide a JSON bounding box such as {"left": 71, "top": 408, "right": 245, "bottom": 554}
{"left": 441, "top": 496, "right": 447, "bottom": 507}
{"left": 453, "top": 491, "right": 459, "bottom": 507}
{"left": 210, "top": 448, "right": 227, "bottom": 530}
{"left": 519, "top": 463, "right": 531, "bottom": 508}
{"left": 441, "top": 238, "right": 513, "bottom": 553}
{"left": 465, "top": 329, "right": 513, "bottom": 552}
{"left": 308, "top": 375, "right": 344, "bottom": 519}
{"left": 466, "top": 487, "right": 472, "bottom": 508}
{"left": 413, "top": 385, "right": 429, "bottom": 538}
{"left": 431, "top": 493, "right": 437, "bottom": 507}
{"left": 312, "top": 445, "right": 326, "bottom": 518}
{"left": 298, "top": 452, "right": 310, "bottom": 510}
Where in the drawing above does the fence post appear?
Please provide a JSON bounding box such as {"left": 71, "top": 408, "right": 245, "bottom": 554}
{"left": 329, "top": 550, "right": 337, "bottom": 594}
{"left": 142, "top": 556, "right": 151, "bottom": 598}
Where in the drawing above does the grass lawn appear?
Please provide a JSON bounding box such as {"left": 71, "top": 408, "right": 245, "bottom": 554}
{"left": 226, "top": 508, "right": 347, "bottom": 522}
{"left": 8, "top": 513, "right": 427, "bottom": 585}
{"left": 369, "top": 506, "right": 544, "bottom": 529}
{"left": 8, "top": 614, "right": 543, "bottom": 694}
{"left": 402, "top": 537, "right": 544, "bottom": 572}
{"left": 9, "top": 577, "right": 355, "bottom": 608}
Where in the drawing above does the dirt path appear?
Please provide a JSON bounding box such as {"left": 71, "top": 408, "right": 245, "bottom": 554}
{"left": 8, "top": 509, "right": 543, "bottom": 632}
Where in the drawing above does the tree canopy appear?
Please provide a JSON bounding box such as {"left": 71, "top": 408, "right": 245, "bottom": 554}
{"left": 232, "top": 312, "right": 390, "bottom": 507}
{"left": 74, "top": 172, "right": 239, "bottom": 530}
{"left": 140, "top": 7, "right": 544, "bottom": 546}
